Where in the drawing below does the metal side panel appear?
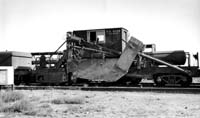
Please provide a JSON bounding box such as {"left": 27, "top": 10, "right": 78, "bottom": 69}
{"left": 73, "top": 58, "right": 118, "bottom": 81}
{"left": 73, "top": 37, "right": 144, "bottom": 82}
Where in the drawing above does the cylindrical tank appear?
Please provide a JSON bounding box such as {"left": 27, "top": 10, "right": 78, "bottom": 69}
{"left": 148, "top": 50, "right": 186, "bottom": 65}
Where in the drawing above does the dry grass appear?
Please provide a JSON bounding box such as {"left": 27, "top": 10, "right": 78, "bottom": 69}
{"left": 0, "top": 99, "right": 34, "bottom": 113}
{"left": 34, "top": 103, "right": 53, "bottom": 117}
{"left": 0, "top": 90, "right": 86, "bottom": 117}
{"left": 63, "top": 105, "right": 105, "bottom": 114}
{"left": 0, "top": 99, "right": 4, "bottom": 106}
{"left": 1, "top": 90, "right": 199, "bottom": 118}
{"left": 0, "top": 91, "right": 24, "bottom": 103}
{"left": 51, "top": 96, "right": 85, "bottom": 104}
{"left": 0, "top": 91, "right": 35, "bottom": 115}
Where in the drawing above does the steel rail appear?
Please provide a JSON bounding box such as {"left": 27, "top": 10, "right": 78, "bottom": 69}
{"left": 7, "top": 85, "right": 200, "bottom": 94}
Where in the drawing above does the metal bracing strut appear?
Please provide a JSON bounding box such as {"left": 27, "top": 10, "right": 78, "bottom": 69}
{"left": 138, "top": 52, "right": 187, "bottom": 74}
{"left": 121, "top": 38, "right": 188, "bottom": 74}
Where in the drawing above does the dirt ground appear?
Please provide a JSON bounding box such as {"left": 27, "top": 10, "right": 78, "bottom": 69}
{"left": 0, "top": 90, "right": 200, "bottom": 118}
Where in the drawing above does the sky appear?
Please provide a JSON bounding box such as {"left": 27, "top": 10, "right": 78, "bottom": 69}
{"left": 0, "top": 0, "right": 200, "bottom": 57}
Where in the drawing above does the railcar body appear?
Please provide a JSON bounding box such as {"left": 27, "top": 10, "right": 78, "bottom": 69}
{"left": 0, "top": 27, "right": 199, "bottom": 86}
{"left": 69, "top": 28, "right": 200, "bottom": 86}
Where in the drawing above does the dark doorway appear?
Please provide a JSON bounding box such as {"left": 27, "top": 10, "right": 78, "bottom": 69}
{"left": 90, "top": 32, "right": 96, "bottom": 43}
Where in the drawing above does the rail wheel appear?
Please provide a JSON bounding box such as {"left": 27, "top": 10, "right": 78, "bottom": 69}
{"left": 130, "top": 78, "right": 142, "bottom": 85}
{"left": 14, "top": 75, "right": 22, "bottom": 85}
{"left": 180, "top": 75, "right": 192, "bottom": 87}
{"left": 153, "top": 75, "right": 165, "bottom": 87}
{"left": 153, "top": 74, "right": 192, "bottom": 87}
{"left": 118, "top": 76, "right": 142, "bottom": 86}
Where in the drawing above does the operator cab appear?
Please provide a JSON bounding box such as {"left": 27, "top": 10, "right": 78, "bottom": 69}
{"left": 73, "top": 27, "right": 128, "bottom": 52}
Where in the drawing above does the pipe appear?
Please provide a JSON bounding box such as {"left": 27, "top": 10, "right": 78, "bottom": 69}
{"left": 121, "top": 37, "right": 187, "bottom": 74}
{"left": 72, "top": 45, "right": 114, "bottom": 55}
{"left": 138, "top": 52, "right": 187, "bottom": 74}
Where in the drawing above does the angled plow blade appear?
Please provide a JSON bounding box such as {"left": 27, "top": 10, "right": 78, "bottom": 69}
{"left": 73, "top": 37, "right": 144, "bottom": 82}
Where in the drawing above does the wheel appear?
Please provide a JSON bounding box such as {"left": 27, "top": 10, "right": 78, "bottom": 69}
{"left": 37, "top": 75, "right": 44, "bottom": 82}
{"left": 130, "top": 78, "right": 142, "bottom": 85}
{"left": 153, "top": 75, "right": 165, "bottom": 87}
{"left": 60, "top": 82, "right": 67, "bottom": 86}
{"left": 180, "top": 76, "right": 192, "bottom": 87}
{"left": 14, "top": 75, "right": 21, "bottom": 85}
{"left": 68, "top": 72, "right": 73, "bottom": 85}
{"left": 153, "top": 74, "right": 192, "bottom": 87}
{"left": 117, "top": 76, "right": 142, "bottom": 86}
{"left": 24, "top": 74, "right": 31, "bottom": 85}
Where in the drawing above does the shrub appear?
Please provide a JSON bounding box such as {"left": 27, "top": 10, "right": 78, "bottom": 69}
{"left": 0, "top": 99, "right": 4, "bottom": 106}
{"left": 51, "top": 97, "right": 84, "bottom": 104}
{"left": 0, "top": 91, "right": 38, "bottom": 116}
{"left": 35, "top": 104, "right": 53, "bottom": 117}
{"left": 63, "top": 105, "right": 105, "bottom": 114}
{"left": 0, "top": 91, "right": 24, "bottom": 103}
{"left": 0, "top": 99, "right": 5, "bottom": 111}
{"left": 24, "top": 103, "right": 53, "bottom": 116}
{"left": 63, "top": 106, "right": 80, "bottom": 113}
{"left": 0, "top": 99, "right": 34, "bottom": 113}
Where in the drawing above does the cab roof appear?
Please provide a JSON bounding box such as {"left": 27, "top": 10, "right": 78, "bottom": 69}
{"left": 73, "top": 27, "right": 128, "bottom": 32}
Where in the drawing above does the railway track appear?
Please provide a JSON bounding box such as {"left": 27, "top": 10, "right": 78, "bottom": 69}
{"left": 1, "top": 82, "right": 200, "bottom": 93}
{"left": 3, "top": 83, "right": 198, "bottom": 94}
{"left": 81, "top": 86, "right": 200, "bottom": 94}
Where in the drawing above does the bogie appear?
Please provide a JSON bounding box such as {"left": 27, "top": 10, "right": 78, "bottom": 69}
{"left": 153, "top": 74, "right": 192, "bottom": 87}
